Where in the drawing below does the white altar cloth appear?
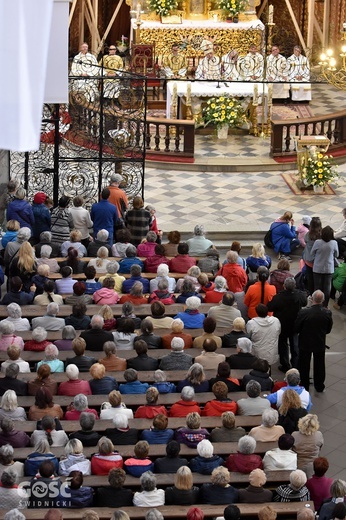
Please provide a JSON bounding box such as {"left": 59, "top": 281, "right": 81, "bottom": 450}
{"left": 166, "top": 80, "right": 268, "bottom": 118}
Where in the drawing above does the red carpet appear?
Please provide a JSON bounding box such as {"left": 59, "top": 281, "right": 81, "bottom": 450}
{"left": 146, "top": 153, "right": 194, "bottom": 163}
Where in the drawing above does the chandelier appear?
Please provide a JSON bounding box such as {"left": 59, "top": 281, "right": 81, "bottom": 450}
{"left": 319, "top": 23, "right": 346, "bottom": 90}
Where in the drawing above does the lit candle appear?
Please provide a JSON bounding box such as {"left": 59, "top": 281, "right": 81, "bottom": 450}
{"left": 136, "top": 2, "right": 141, "bottom": 20}
{"left": 213, "top": 13, "right": 218, "bottom": 22}
{"left": 253, "top": 84, "right": 258, "bottom": 104}
{"left": 268, "top": 4, "right": 274, "bottom": 24}
{"left": 343, "top": 22, "right": 346, "bottom": 31}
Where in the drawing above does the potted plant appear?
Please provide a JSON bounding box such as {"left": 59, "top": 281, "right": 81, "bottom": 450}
{"left": 202, "top": 96, "right": 246, "bottom": 139}
{"left": 149, "top": 0, "right": 178, "bottom": 18}
{"left": 218, "top": 0, "right": 248, "bottom": 21}
{"left": 301, "top": 153, "right": 338, "bottom": 192}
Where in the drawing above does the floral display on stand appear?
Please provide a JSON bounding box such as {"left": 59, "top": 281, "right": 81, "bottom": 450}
{"left": 149, "top": 0, "right": 178, "bottom": 17}
{"left": 218, "top": 0, "right": 248, "bottom": 19}
{"left": 301, "top": 153, "right": 338, "bottom": 187}
{"left": 116, "top": 36, "right": 129, "bottom": 54}
{"left": 202, "top": 96, "right": 246, "bottom": 129}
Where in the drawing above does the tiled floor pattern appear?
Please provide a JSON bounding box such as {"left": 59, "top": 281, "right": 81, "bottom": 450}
{"left": 144, "top": 82, "right": 346, "bottom": 479}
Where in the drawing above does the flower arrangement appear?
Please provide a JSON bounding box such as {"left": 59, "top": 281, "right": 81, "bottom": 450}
{"left": 218, "top": 0, "right": 248, "bottom": 16}
{"left": 302, "top": 153, "right": 338, "bottom": 186}
{"left": 149, "top": 0, "right": 178, "bottom": 17}
{"left": 202, "top": 96, "right": 246, "bottom": 129}
{"left": 116, "top": 36, "right": 128, "bottom": 53}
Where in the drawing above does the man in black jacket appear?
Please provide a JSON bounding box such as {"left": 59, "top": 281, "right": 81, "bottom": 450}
{"left": 267, "top": 277, "right": 307, "bottom": 372}
{"left": 80, "top": 315, "right": 113, "bottom": 351}
{"left": 127, "top": 340, "right": 159, "bottom": 371}
{"left": 295, "top": 290, "right": 333, "bottom": 392}
{"left": 0, "top": 363, "right": 28, "bottom": 396}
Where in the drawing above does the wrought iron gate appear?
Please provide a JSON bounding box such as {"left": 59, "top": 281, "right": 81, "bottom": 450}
{"left": 9, "top": 72, "right": 147, "bottom": 208}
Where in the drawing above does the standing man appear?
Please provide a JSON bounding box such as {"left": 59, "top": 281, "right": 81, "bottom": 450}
{"left": 295, "top": 290, "right": 333, "bottom": 393}
{"left": 241, "top": 44, "right": 264, "bottom": 81}
{"left": 266, "top": 45, "right": 289, "bottom": 100}
{"left": 267, "top": 277, "right": 307, "bottom": 372}
{"left": 286, "top": 45, "right": 311, "bottom": 102}
{"left": 91, "top": 188, "right": 119, "bottom": 246}
{"left": 106, "top": 173, "right": 129, "bottom": 218}
{"left": 99, "top": 45, "right": 123, "bottom": 103}
{"left": 162, "top": 43, "right": 188, "bottom": 79}
{"left": 70, "top": 42, "right": 99, "bottom": 102}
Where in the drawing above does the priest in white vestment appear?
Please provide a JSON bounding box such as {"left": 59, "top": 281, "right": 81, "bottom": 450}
{"left": 240, "top": 44, "right": 264, "bottom": 81}
{"left": 195, "top": 40, "right": 221, "bottom": 80}
{"left": 287, "top": 45, "right": 312, "bottom": 102}
{"left": 222, "top": 50, "right": 241, "bottom": 81}
{"left": 265, "top": 45, "right": 290, "bottom": 99}
{"left": 70, "top": 42, "right": 100, "bottom": 102}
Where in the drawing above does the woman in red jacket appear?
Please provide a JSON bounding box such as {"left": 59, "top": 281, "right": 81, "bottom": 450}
{"left": 91, "top": 436, "right": 123, "bottom": 475}
{"left": 244, "top": 266, "right": 276, "bottom": 319}
{"left": 135, "top": 387, "right": 168, "bottom": 419}
{"left": 169, "top": 386, "right": 201, "bottom": 417}
{"left": 225, "top": 435, "right": 263, "bottom": 473}
{"left": 202, "top": 381, "right": 237, "bottom": 416}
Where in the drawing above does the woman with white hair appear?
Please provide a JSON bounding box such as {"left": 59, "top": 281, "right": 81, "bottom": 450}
{"left": 57, "top": 364, "right": 92, "bottom": 396}
{"left": 161, "top": 318, "right": 193, "bottom": 349}
{"left": 24, "top": 438, "right": 59, "bottom": 476}
{"left": 0, "top": 444, "right": 24, "bottom": 479}
{"left": 36, "top": 245, "right": 60, "bottom": 273}
{"left": 133, "top": 471, "right": 165, "bottom": 507}
{"left": 61, "top": 229, "right": 87, "bottom": 258}
{"left": 204, "top": 275, "right": 228, "bottom": 304}
{"left": 175, "top": 266, "right": 202, "bottom": 293}
{"left": 169, "top": 386, "right": 201, "bottom": 418}
{"left": 228, "top": 337, "right": 259, "bottom": 369}
{"left": 1, "top": 303, "right": 30, "bottom": 331}
{"left": 189, "top": 439, "right": 224, "bottom": 474}
{"left": 59, "top": 439, "right": 91, "bottom": 475}
{"left": 165, "top": 466, "right": 200, "bottom": 505}
{"left": 0, "top": 390, "right": 26, "bottom": 422}
{"left": 186, "top": 225, "right": 214, "bottom": 256}
{"left": 249, "top": 408, "right": 285, "bottom": 442}
{"left": 273, "top": 469, "right": 310, "bottom": 502}
{"left": 65, "top": 394, "right": 99, "bottom": 420}
{"left": 318, "top": 479, "right": 346, "bottom": 520}
{"left": 137, "top": 231, "right": 158, "bottom": 258}
{"left": 174, "top": 296, "right": 205, "bottom": 329}
{"left": 54, "top": 325, "right": 77, "bottom": 351}
{"left": 200, "top": 466, "right": 239, "bottom": 504}
{"left": 225, "top": 435, "right": 263, "bottom": 473}
{"left": 1, "top": 345, "right": 30, "bottom": 373}
{"left": 24, "top": 327, "right": 52, "bottom": 352}
{"left": 149, "top": 263, "right": 176, "bottom": 293}
{"left": 0, "top": 322, "right": 24, "bottom": 352}
{"left": 238, "top": 468, "right": 273, "bottom": 503}
{"left": 36, "top": 344, "right": 64, "bottom": 373}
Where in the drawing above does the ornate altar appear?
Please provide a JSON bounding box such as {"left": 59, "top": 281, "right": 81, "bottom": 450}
{"left": 130, "top": 19, "right": 265, "bottom": 59}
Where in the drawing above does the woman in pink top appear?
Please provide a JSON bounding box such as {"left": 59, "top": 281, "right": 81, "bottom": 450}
{"left": 0, "top": 321, "right": 24, "bottom": 351}
{"left": 64, "top": 393, "right": 99, "bottom": 420}
{"left": 57, "top": 364, "right": 92, "bottom": 396}
{"left": 93, "top": 277, "right": 120, "bottom": 305}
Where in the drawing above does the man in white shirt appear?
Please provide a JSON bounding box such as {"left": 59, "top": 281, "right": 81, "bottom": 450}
{"left": 195, "top": 40, "right": 221, "bottom": 80}
{"left": 266, "top": 45, "right": 290, "bottom": 99}
{"left": 287, "top": 45, "right": 311, "bottom": 102}
{"left": 70, "top": 42, "right": 99, "bottom": 102}
{"left": 240, "top": 44, "right": 264, "bottom": 81}
{"left": 221, "top": 50, "right": 241, "bottom": 81}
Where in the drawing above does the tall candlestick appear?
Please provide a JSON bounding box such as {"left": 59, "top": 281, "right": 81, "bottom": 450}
{"left": 268, "top": 4, "right": 273, "bottom": 24}
{"left": 136, "top": 2, "right": 141, "bottom": 21}
{"left": 253, "top": 84, "right": 258, "bottom": 105}
{"left": 268, "top": 83, "right": 273, "bottom": 104}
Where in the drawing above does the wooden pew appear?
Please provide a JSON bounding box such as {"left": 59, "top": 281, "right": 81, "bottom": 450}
{"left": 14, "top": 368, "right": 249, "bottom": 383}
{"left": 16, "top": 391, "right": 265, "bottom": 408}
{"left": 11, "top": 327, "right": 231, "bottom": 341}
{"left": 4, "top": 503, "right": 314, "bottom": 519}
{"left": 13, "top": 416, "right": 262, "bottom": 432}
{"left": 47, "top": 272, "right": 207, "bottom": 281}
{"left": 4, "top": 345, "right": 235, "bottom": 361}
{"left": 0, "top": 303, "right": 215, "bottom": 318}
{"left": 15, "top": 442, "right": 277, "bottom": 460}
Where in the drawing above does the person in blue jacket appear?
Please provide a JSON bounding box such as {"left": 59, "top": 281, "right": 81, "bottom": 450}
{"left": 270, "top": 211, "right": 300, "bottom": 261}
{"left": 7, "top": 187, "right": 34, "bottom": 231}
{"left": 174, "top": 296, "right": 205, "bottom": 329}
{"left": 91, "top": 188, "right": 119, "bottom": 246}
{"left": 32, "top": 192, "right": 51, "bottom": 242}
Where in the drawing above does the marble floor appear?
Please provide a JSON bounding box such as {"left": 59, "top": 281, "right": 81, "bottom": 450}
{"left": 143, "top": 82, "right": 346, "bottom": 479}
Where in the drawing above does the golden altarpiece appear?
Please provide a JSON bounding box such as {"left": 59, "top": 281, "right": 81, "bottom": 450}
{"left": 127, "top": 0, "right": 264, "bottom": 60}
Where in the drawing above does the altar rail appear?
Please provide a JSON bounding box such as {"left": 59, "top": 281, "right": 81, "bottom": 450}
{"left": 270, "top": 109, "right": 346, "bottom": 157}
{"left": 145, "top": 117, "right": 195, "bottom": 158}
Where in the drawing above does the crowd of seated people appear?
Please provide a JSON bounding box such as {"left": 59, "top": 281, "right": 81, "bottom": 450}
{"left": 0, "top": 188, "right": 342, "bottom": 518}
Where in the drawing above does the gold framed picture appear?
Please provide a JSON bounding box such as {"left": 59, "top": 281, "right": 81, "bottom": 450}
{"left": 161, "top": 14, "right": 183, "bottom": 23}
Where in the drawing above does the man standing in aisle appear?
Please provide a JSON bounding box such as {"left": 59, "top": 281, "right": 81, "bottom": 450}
{"left": 295, "top": 290, "right": 333, "bottom": 393}
{"left": 91, "top": 188, "right": 119, "bottom": 246}
{"left": 106, "top": 173, "right": 129, "bottom": 219}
